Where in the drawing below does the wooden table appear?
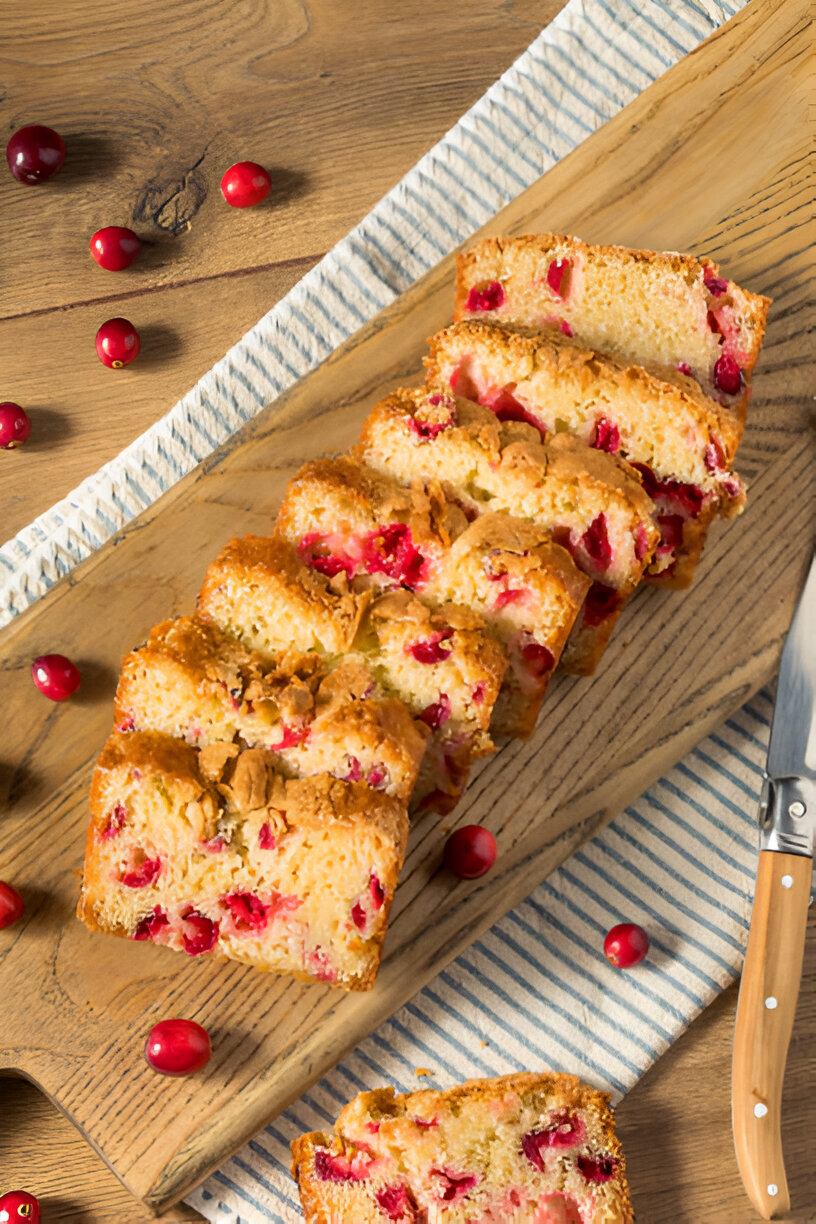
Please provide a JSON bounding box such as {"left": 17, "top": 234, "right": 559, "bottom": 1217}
{"left": 1, "top": 1, "right": 813, "bottom": 1219}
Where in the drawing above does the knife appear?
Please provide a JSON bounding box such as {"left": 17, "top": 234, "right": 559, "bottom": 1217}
{"left": 732, "top": 552, "right": 816, "bottom": 1220}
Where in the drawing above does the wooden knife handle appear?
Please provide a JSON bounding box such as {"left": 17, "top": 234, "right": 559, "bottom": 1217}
{"left": 732, "top": 851, "right": 811, "bottom": 1219}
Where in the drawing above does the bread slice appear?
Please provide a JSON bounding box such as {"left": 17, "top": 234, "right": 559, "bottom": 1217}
{"left": 429, "top": 514, "right": 590, "bottom": 737}
{"left": 355, "top": 388, "right": 658, "bottom": 674}
{"left": 198, "top": 536, "right": 507, "bottom": 814}
{"left": 291, "top": 1070, "right": 633, "bottom": 1222}
{"left": 198, "top": 534, "right": 370, "bottom": 657}
{"left": 426, "top": 319, "right": 746, "bottom": 587}
{"left": 454, "top": 232, "right": 770, "bottom": 423}
{"left": 275, "top": 455, "right": 468, "bottom": 595}
{"left": 115, "top": 615, "right": 428, "bottom": 802}
{"left": 77, "top": 731, "right": 408, "bottom": 990}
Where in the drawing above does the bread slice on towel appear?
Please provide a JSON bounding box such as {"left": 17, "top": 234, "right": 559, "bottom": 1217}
{"left": 291, "top": 1070, "right": 633, "bottom": 1222}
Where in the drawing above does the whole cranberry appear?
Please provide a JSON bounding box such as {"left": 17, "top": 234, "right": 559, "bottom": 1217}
{"left": 31, "top": 652, "right": 81, "bottom": 701}
{"left": 95, "top": 317, "right": 140, "bottom": 368}
{"left": 145, "top": 1018, "right": 212, "bottom": 1076}
{"left": 220, "top": 161, "right": 272, "bottom": 208}
{"left": 90, "top": 226, "right": 142, "bottom": 271}
{"left": 0, "top": 1190, "right": 41, "bottom": 1223}
{"left": 444, "top": 825, "right": 497, "bottom": 880}
{"left": 603, "top": 922, "right": 649, "bottom": 968}
{"left": 6, "top": 124, "right": 65, "bottom": 184}
{"left": 0, "top": 402, "right": 31, "bottom": 450}
{"left": 0, "top": 882, "right": 25, "bottom": 930}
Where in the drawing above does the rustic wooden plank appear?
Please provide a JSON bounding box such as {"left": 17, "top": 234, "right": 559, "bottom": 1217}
{"left": 0, "top": 0, "right": 560, "bottom": 320}
{"left": 0, "top": 259, "right": 318, "bottom": 541}
{"left": 0, "top": 0, "right": 812, "bottom": 1214}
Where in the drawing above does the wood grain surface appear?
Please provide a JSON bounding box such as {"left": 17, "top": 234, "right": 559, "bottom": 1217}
{"left": 1, "top": 0, "right": 814, "bottom": 1219}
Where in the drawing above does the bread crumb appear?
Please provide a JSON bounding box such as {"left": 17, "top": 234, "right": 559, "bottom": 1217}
{"left": 480, "top": 1040, "right": 489, "bottom": 1047}
{"left": 415, "top": 1067, "right": 433, "bottom": 1077}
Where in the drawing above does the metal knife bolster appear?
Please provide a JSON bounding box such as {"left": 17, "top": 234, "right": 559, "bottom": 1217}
{"left": 759, "top": 773, "right": 816, "bottom": 856}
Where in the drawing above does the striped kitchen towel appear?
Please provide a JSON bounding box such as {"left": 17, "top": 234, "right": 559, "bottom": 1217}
{"left": 186, "top": 692, "right": 766, "bottom": 1223}
{"left": 1, "top": 0, "right": 760, "bottom": 1220}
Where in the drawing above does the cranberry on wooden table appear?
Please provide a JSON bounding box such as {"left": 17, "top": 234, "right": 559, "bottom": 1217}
{"left": 444, "top": 825, "right": 497, "bottom": 880}
{"left": 31, "top": 653, "right": 81, "bottom": 701}
{"left": 0, "top": 403, "right": 31, "bottom": 450}
{"left": 95, "top": 317, "right": 140, "bottom": 368}
{"left": 0, "top": 882, "right": 25, "bottom": 930}
{"left": 603, "top": 922, "right": 649, "bottom": 968}
{"left": 5, "top": 124, "right": 65, "bottom": 184}
{"left": 220, "top": 160, "right": 272, "bottom": 208}
{"left": 89, "top": 226, "right": 142, "bottom": 271}
{"left": 0, "top": 1190, "right": 41, "bottom": 1223}
{"left": 144, "top": 1018, "right": 212, "bottom": 1076}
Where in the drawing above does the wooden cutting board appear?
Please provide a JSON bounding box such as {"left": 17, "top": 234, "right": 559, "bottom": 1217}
{"left": 0, "top": 0, "right": 812, "bottom": 1213}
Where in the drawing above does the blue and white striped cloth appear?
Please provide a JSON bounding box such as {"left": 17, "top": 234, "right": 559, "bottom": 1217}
{"left": 1, "top": 0, "right": 760, "bottom": 1220}
{"left": 186, "top": 694, "right": 766, "bottom": 1223}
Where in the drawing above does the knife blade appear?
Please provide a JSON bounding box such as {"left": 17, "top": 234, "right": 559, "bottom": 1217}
{"left": 732, "top": 551, "right": 816, "bottom": 1220}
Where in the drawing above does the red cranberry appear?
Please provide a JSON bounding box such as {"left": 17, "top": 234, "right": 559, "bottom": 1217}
{"left": 258, "top": 821, "right": 276, "bottom": 849}
{"left": 419, "top": 693, "right": 452, "bottom": 729}
{"left": 577, "top": 1154, "right": 617, "bottom": 1182}
{"left": 269, "top": 723, "right": 311, "bottom": 751}
{"left": 603, "top": 922, "right": 649, "bottom": 968}
{"left": 488, "top": 386, "right": 545, "bottom": 436}
{"left": 120, "top": 856, "right": 161, "bottom": 888}
{"left": 181, "top": 911, "right": 219, "bottom": 955}
{"left": 0, "top": 881, "right": 25, "bottom": 930}
{"left": 592, "top": 417, "right": 620, "bottom": 454}
{"left": 546, "top": 258, "right": 571, "bottom": 298}
{"left": 31, "top": 652, "right": 81, "bottom": 701}
{"left": 676, "top": 361, "right": 693, "bottom": 376}
{"left": 522, "top": 1114, "right": 587, "bottom": 1169}
{"left": 713, "top": 353, "right": 742, "bottom": 396}
{"left": 89, "top": 226, "right": 142, "bottom": 271}
{"left": 580, "top": 513, "right": 612, "bottom": 572}
{"left": 144, "top": 1018, "right": 211, "bottom": 1076}
{"left": 409, "top": 629, "right": 454, "bottom": 665}
{"left": 132, "top": 906, "right": 169, "bottom": 941}
{"left": 0, "top": 1190, "right": 41, "bottom": 1223}
{"left": 634, "top": 523, "right": 652, "bottom": 563}
{"left": 375, "top": 1184, "right": 416, "bottom": 1219}
{"left": 0, "top": 402, "right": 31, "bottom": 450}
{"left": 6, "top": 124, "right": 65, "bottom": 184}
{"left": 465, "top": 280, "right": 505, "bottom": 312}
{"left": 430, "top": 1167, "right": 478, "bottom": 1204}
{"left": 220, "top": 161, "right": 271, "bottom": 208}
{"left": 224, "top": 891, "right": 269, "bottom": 931}
{"left": 96, "top": 317, "right": 140, "bottom": 368}
{"left": 444, "top": 825, "right": 496, "bottom": 879}
{"left": 520, "top": 641, "right": 555, "bottom": 678}
{"left": 703, "top": 270, "right": 729, "bottom": 296}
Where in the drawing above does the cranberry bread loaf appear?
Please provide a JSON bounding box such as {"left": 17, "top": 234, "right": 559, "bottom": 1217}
{"left": 115, "top": 615, "right": 428, "bottom": 802}
{"left": 355, "top": 388, "right": 659, "bottom": 674}
{"left": 426, "top": 320, "right": 746, "bottom": 587}
{"left": 199, "top": 536, "right": 506, "bottom": 813}
{"left": 77, "top": 731, "right": 408, "bottom": 989}
{"left": 291, "top": 1070, "right": 632, "bottom": 1222}
{"left": 455, "top": 232, "right": 770, "bottom": 422}
{"left": 431, "top": 515, "right": 591, "bottom": 737}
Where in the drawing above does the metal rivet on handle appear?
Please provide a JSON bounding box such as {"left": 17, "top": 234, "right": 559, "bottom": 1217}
{"left": 765, "top": 996, "right": 778, "bottom": 1010}
{"left": 781, "top": 874, "right": 793, "bottom": 888}
{"left": 754, "top": 1103, "right": 768, "bottom": 1118}
{"left": 789, "top": 801, "right": 806, "bottom": 818}
{"left": 768, "top": 1185, "right": 779, "bottom": 1197}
